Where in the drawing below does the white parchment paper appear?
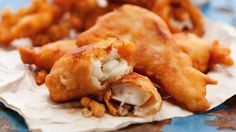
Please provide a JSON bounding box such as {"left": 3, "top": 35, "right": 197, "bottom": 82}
{"left": 0, "top": 19, "right": 236, "bottom": 132}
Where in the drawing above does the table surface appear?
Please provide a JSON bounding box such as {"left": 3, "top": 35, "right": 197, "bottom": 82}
{"left": 0, "top": 0, "right": 236, "bottom": 132}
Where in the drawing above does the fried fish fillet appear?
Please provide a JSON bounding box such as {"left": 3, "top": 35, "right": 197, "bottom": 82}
{"left": 104, "top": 72, "right": 162, "bottom": 117}
{"left": 46, "top": 38, "right": 135, "bottom": 102}
{"left": 18, "top": 39, "right": 77, "bottom": 70}
{"left": 76, "top": 5, "right": 217, "bottom": 111}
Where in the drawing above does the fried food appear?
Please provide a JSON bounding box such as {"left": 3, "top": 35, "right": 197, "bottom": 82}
{"left": 0, "top": 0, "right": 61, "bottom": 45}
{"left": 152, "top": 0, "right": 204, "bottom": 36}
{"left": 45, "top": 38, "right": 135, "bottom": 102}
{"left": 31, "top": 13, "right": 82, "bottom": 46}
{"left": 80, "top": 97, "right": 92, "bottom": 108}
{"left": 81, "top": 3, "right": 119, "bottom": 30}
{"left": 0, "top": 0, "right": 205, "bottom": 46}
{"left": 52, "top": 0, "right": 204, "bottom": 36}
{"left": 35, "top": 69, "right": 48, "bottom": 85}
{"left": 89, "top": 100, "right": 106, "bottom": 117}
{"left": 104, "top": 72, "right": 162, "bottom": 117}
{"left": 18, "top": 40, "right": 77, "bottom": 70}
{"left": 52, "top": 0, "right": 110, "bottom": 30}
{"left": 173, "top": 33, "right": 234, "bottom": 72}
{"left": 109, "top": 0, "right": 204, "bottom": 36}
{"left": 209, "top": 40, "right": 234, "bottom": 67}
{"left": 76, "top": 5, "right": 217, "bottom": 111}
{"left": 110, "top": 0, "right": 156, "bottom": 9}
{"left": 80, "top": 97, "right": 106, "bottom": 117}
{"left": 173, "top": 33, "right": 210, "bottom": 72}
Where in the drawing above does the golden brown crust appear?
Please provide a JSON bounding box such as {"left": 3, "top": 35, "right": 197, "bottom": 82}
{"left": 35, "top": 69, "right": 48, "bottom": 85}
{"left": 173, "top": 33, "right": 210, "bottom": 72}
{"left": 46, "top": 38, "right": 135, "bottom": 102}
{"left": 152, "top": 0, "right": 204, "bottom": 36}
{"left": 104, "top": 72, "right": 162, "bottom": 117}
{"left": 0, "top": 0, "right": 62, "bottom": 45}
{"left": 109, "top": 0, "right": 204, "bottom": 36}
{"left": 209, "top": 40, "right": 234, "bottom": 67}
{"left": 18, "top": 40, "right": 77, "bottom": 70}
{"left": 45, "top": 47, "right": 98, "bottom": 102}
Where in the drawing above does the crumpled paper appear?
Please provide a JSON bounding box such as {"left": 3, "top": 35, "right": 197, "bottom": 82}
{"left": 0, "top": 19, "right": 236, "bottom": 132}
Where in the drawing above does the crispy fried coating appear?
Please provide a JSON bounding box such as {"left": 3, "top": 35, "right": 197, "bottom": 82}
{"left": 173, "top": 33, "right": 210, "bottom": 72}
{"left": 52, "top": 0, "right": 204, "bottom": 36}
{"left": 53, "top": 0, "right": 98, "bottom": 13}
{"left": 110, "top": 0, "right": 156, "bottom": 9}
{"left": 18, "top": 40, "right": 77, "bottom": 70}
{"left": 80, "top": 97, "right": 92, "bottom": 108}
{"left": 174, "top": 33, "right": 234, "bottom": 72}
{"left": 46, "top": 38, "right": 135, "bottom": 102}
{"left": 82, "top": 3, "right": 119, "bottom": 30}
{"left": 152, "top": 0, "right": 204, "bottom": 36}
{"left": 35, "top": 69, "right": 48, "bottom": 85}
{"left": 80, "top": 97, "right": 106, "bottom": 117}
{"left": 76, "top": 5, "right": 217, "bottom": 111}
{"left": 0, "top": 0, "right": 61, "bottom": 45}
{"left": 104, "top": 72, "right": 162, "bottom": 117}
{"left": 209, "top": 40, "right": 234, "bottom": 67}
{"left": 109, "top": 0, "right": 204, "bottom": 36}
{"left": 31, "top": 13, "right": 82, "bottom": 46}
{"left": 52, "top": 0, "right": 105, "bottom": 30}
{"left": 89, "top": 100, "right": 106, "bottom": 117}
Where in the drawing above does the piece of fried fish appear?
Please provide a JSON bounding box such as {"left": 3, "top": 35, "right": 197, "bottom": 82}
{"left": 105, "top": 72, "right": 162, "bottom": 117}
{"left": 76, "top": 5, "right": 217, "bottom": 111}
{"left": 46, "top": 38, "right": 135, "bottom": 102}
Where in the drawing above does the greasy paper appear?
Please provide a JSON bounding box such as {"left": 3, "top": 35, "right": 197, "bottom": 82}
{"left": 0, "top": 19, "right": 236, "bottom": 132}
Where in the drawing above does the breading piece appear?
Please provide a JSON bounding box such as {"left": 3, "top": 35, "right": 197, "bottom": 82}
{"left": 174, "top": 33, "right": 234, "bottom": 72}
{"left": 80, "top": 97, "right": 106, "bottom": 117}
{"left": 46, "top": 38, "right": 135, "bottom": 102}
{"left": 80, "top": 97, "right": 92, "bottom": 108}
{"left": 173, "top": 33, "right": 210, "bottom": 72}
{"left": 35, "top": 69, "right": 48, "bottom": 85}
{"left": 104, "top": 72, "right": 162, "bottom": 117}
{"left": 76, "top": 5, "right": 217, "bottom": 111}
{"left": 89, "top": 100, "right": 106, "bottom": 117}
{"left": 209, "top": 40, "right": 234, "bottom": 67}
{"left": 18, "top": 40, "right": 77, "bottom": 70}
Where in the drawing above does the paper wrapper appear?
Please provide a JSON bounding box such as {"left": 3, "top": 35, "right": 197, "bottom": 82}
{"left": 0, "top": 19, "right": 236, "bottom": 132}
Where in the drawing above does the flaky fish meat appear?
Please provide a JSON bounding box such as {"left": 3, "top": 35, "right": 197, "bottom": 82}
{"left": 105, "top": 72, "right": 162, "bottom": 117}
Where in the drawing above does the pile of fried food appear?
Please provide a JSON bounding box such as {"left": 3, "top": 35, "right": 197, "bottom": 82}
{"left": 1, "top": 0, "right": 233, "bottom": 118}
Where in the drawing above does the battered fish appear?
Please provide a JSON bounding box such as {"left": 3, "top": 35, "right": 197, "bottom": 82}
{"left": 76, "top": 5, "right": 217, "bottom": 111}
{"left": 18, "top": 39, "right": 77, "bottom": 70}
{"left": 104, "top": 72, "right": 162, "bottom": 117}
{"left": 46, "top": 38, "right": 135, "bottom": 102}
